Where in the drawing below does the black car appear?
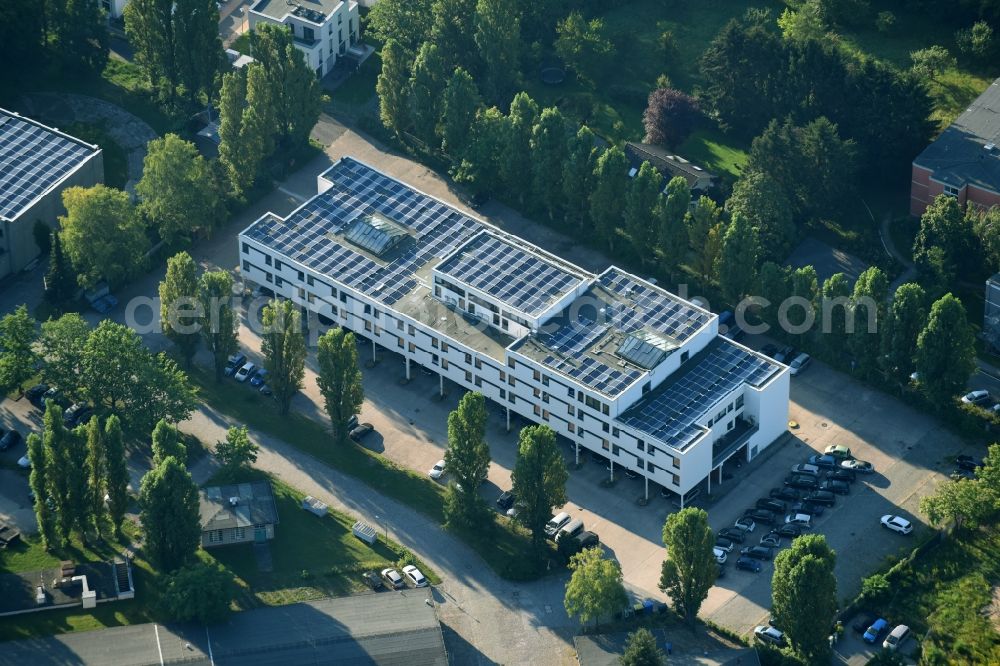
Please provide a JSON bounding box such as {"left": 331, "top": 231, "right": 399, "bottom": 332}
{"left": 784, "top": 475, "right": 819, "bottom": 490}
{"left": 26, "top": 384, "right": 49, "bottom": 407}
{"left": 773, "top": 346, "right": 796, "bottom": 363}
{"left": 852, "top": 611, "right": 878, "bottom": 634}
{"left": 349, "top": 423, "right": 375, "bottom": 441}
{"left": 819, "top": 479, "right": 850, "bottom": 495}
{"left": 743, "top": 508, "right": 777, "bottom": 525}
{"left": 951, "top": 468, "right": 976, "bottom": 481}
{"left": 756, "top": 498, "right": 787, "bottom": 514}
{"left": 740, "top": 545, "right": 773, "bottom": 561}
{"left": 770, "top": 487, "right": 802, "bottom": 502}
{"left": 735, "top": 555, "right": 762, "bottom": 572}
{"left": 955, "top": 455, "right": 983, "bottom": 472}
{"left": 761, "top": 343, "right": 778, "bottom": 357}
{"left": 791, "top": 500, "right": 825, "bottom": 517}
{"left": 362, "top": 571, "right": 384, "bottom": 590}
{"left": 496, "top": 491, "right": 515, "bottom": 511}
{"left": 826, "top": 468, "right": 856, "bottom": 483}
{"left": 806, "top": 490, "right": 837, "bottom": 506}
{"left": 0, "top": 430, "right": 22, "bottom": 451}
{"left": 715, "top": 536, "right": 735, "bottom": 552}
{"left": 774, "top": 523, "right": 802, "bottom": 539}
{"left": 718, "top": 527, "right": 746, "bottom": 543}
{"left": 760, "top": 533, "right": 781, "bottom": 548}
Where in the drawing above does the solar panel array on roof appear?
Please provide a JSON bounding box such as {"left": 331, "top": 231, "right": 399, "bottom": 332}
{"left": 599, "top": 268, "right": 710, "bottom": 341}
{"left": 436, "top": 232, "right": 584, "bottom": 317}
{"left": 244, "top": 158, "right": 481, "bottom": 306}
{"left": 617, "top": 339, "right": 779, "bottom": 450}
{"left": 0, "top": 111, "right": 97, "bottom": 221}
{"left": 617, "top": 333, "right": 668, "bottom": 370}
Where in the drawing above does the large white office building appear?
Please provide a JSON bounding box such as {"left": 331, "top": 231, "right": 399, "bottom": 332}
{"left": 238, "top": 158, "right": 790, "bottom": 504}
{"left": 248, "top": 0, "right": 360, "bottom": 78}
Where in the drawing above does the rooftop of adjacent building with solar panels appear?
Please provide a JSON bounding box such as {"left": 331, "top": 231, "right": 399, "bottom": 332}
{"left": 0, "top": 108, "right": 100, "bottom": 223}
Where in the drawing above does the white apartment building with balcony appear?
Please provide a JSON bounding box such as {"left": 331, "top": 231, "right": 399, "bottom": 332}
{"left": 238, "top": 158, "right": 790, "bottom": 504}
{"left": 248, "top": 0, "right": 359, "bottom": 78}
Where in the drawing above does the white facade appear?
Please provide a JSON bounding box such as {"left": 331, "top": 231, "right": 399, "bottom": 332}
{"left": 100, "top": 0, "right": 129, "bottom": 19}
{"left": 238, "top": 158, "right": 790, "bottom": 503}
{"left": 248, "top": 0, "right": 360, "bottom": 78}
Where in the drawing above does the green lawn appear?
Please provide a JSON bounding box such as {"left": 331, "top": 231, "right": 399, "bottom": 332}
{"left": 190, "top": 366, "right": 548, "bottom": 581}
{"left": 203, "top": 470, "right": 438, "bottom": 606}
{"left": 876, "top": 526, "right": 1000, "bottom": 663}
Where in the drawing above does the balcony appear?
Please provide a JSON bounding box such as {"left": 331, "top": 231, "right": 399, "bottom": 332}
{"left": 712, "top": 417, "right": 758, "bottom": 468}
{"left": 293, "top": 34, "right": 319, "bottom": 48}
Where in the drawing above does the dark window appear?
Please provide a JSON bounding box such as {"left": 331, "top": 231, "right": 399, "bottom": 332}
{"left": 297, "top": 270, "right": 304, "bottom": 281}
{"left": 602, "top": 422, "right": 610, "bottom": 433}
{"left": 612, "top": 427, "right": 619, "bottom": 437}
{"left": 736, "top": 395, "right": 745, "bottom": 409}
{"left": 242, "top": 243, "right": 249, "bottom": 254}
{"left": 265, "top": 255, "right": 272, "bottom": 266}
{"left": 637, "top": 440, "right": 645, "bottom": 451}
{"left": 242, "top": 260, "right": 250, "bottom": 271}
{"left": 364, "top": 304, "right": 372, "bottom": 315}
{"left": 642, "top": 382, "right": 651, "bottom": 394}
{"left": 465, "top": 353, "right": 472, "bottom": 364}
{"left": 275, "top": 260, "right": 282, "bottom": 271}
{"left": 681, "top": 350, "right": 689, "bottom": 363}
{"left": 568, "top": 388, "right": 575, "bottom": 399}
{"left": 265, "top": 273, "right": 273, "bottom": 283}
{"left": 602, "top": 404, "right": 609, "bottom": 416}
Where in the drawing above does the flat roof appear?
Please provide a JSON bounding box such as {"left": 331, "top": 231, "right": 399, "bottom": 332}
{"left": 200, "top": 480, "right": 278, "bottom": 531}
{"left": 913, "top": 77, "right": 1000, "bottom": 192}
{"left": 0, "top": 108, "right": 100, "bottom": 222}
{"left": 251, "top": 0, "right": 346, "bottom": 23}
{"left": 511, "top": 268, "right": 712, "bottom": 397}
{"left": 436, "top": 230, "right": 588, "bottom": 317}
{"left": 616, "top": 338, "right": 781, "bottom": 451}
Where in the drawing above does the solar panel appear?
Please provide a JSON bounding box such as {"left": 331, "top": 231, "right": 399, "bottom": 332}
{"left": 0, "top": 111, "right": 97, "bottom": 221}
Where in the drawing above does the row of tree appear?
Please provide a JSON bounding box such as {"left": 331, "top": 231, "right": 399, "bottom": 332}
{"left": 913, "top": 195, "right": 1000, "bottom": 299}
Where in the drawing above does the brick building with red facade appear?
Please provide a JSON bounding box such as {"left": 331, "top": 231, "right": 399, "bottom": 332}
{"left": 910, "top": 77, "right": 1000, "bottom": 217}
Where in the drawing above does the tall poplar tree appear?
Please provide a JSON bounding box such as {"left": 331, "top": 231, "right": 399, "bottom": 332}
{"left": 589, "top": 146, "right": 628, "bottom": 252}
{"left": 443, "top": 392, "right": 491, "bottom": 527}
{"left": 316, "top": 328, "right": 364, "bottom": 444}
{"left": 104, "top": 415, "right": 129, "bottom": 538}
{"left": 261, "top": 299, "right": 306, "bottom": 416}
{"left": 376, "top": 39, "right": 411, "bottom": 136}
{"left": 159, "top": 251, "right": 201, "bottom": 366}
{"left": 198, "top": 270, "right": 238, "bottom": 382}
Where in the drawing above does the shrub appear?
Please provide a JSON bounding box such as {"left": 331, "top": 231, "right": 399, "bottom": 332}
{"left": 875, "top": 11, "right": 895, "bottom": 34}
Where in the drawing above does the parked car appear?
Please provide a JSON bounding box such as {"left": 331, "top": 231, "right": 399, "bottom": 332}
{"left": 883, "top": 624, "right": 910, "bottom": 651}
{"left": 718, "top": 527, "right": 746, "bottom": 543}
{"left": 713, "top": 547, "right": 727, "bottom": 564}
{"left": 734, "top": 516, "right": 756, "bottom": 532}
{"left": 224, "top": 352, "right": 247, "bottom": 377}
{"left": 790, "top": 463, "right": 820, "bottom": 477}
{"left": 740, "top": 545, "right": 773, "bottom": 561}
{"left": 826, "top": 468, "right": 856, "bottom": 483}
{"left": 63, "top": 402, "right": 89, "bottom": 426}
{"left": 784, "top": 513, "right": 812, "bottom": 529}
{"left": 42, "top": 387, "right": 67, "bottom": 409}
{"left": 754, "top": 625, "right": 786, "bottom": 646}
{"left": 770, "top": 487, "right": 802, "bottom": 502}
{"left": 807, "top": 454, "right": 838, "bottom": 469}
{"left": 774, "top": 523, "right": 802, "bottom": 538}
{"left": 250, "top": 368, "right": 268, "bottom": 388}
{"left": 428, "top": 460, "right": 446, "bottom": 479}
{"left": 756, "top": 498, "right": 786, "bottom": 514}
{"left": 806, "top": 490, "right": 837, "bottom": 506}
{"left": 26, "top": 384, "right": 49, "bottom": 407}
{"left": 544, "top": 512, "right": 571, "bottom": 538}
{"left": 773, "top": 346, "right": 796, "bottom": 363}
{"left": 955, "top": 455, "right": 983, "bottom": 472}
{"left": 381, "top": 568, "right": 404, "bottom": 589}
{"left": 863, "top": 618, "right": 889, "bottom": 644}
{"left": 760, "top": 533, "right": 781, "bottom": 548}
{"left": 0, "top": 430, "right": 22, "bottom": 451}
{"left": 349, "top": 423, "right": 374, "bottom": 441}
{"left": 362, "top": 571, "right": 384, "bottom": 590}
{"left": 788, "top": 353, "right": 811, "bottom": 376}
{"left": 259, "top": 384, "right": 273, "bottom": 397}
{"left": 574, "top": 531, "right": 600, "bottom": 550}
{"left": 761, "top": 343, "right": 778, "bottom": 358}
{"left": 743, "top": 508, "right": 776, "bottom": 525}
{"left": 735, "top": 556, "right": 762, "bottom": 572}
{"left": 496, "top": 491, "right": 515, "bottom": 511}
{"left": 715, "top": 537, "right": 735, "bottom": 552}
{"left": 951, "top": 467, "right": 976, "bottom": 481}
{"left": 784, "top": 475, "right": 819, "bottom": 490}
{"left": 348, "top": 414, "right": 359, "bottom": 430}
{"left": 852, "top": 611, "right": 878, "bottom": 634}
{"left": 235, "top": 362, "right": 256, "bottom": 383}
{"left": 819, "top": 479, "right": 850, "bottom": 495}
{"left": 791, "top": 500, "right": 825, "bottom": 517}
{"left": 841, "top": 459, "right": 874, "bottom": 473}
{"left": 881, "top": 515, "right": 913, "bottom": 535}
{"left": 824, "top": 444, "right": 853, "bottom": 459}
{"left": 402, "top": 564, "right": 428, "bottom": 588}
{"left": 961, "top": 390, "right": 991, "bottom": 405}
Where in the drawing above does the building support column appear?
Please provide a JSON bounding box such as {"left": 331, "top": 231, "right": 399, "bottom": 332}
{"left": 609, "top": 459, "right": 614, "bottom": 483}
{"left": 644, "top": 475, "right": 649, "bottom": 501}
{"left": 405, "top": 357, "right": 410, "bottom": 381}
{"left": 680, "top": 493, "right": 685, "bottom": 510}
{"left": 505, "top": 407, "right": 510, "bottom": 433}
{"left": 575, "top": 442, "right": 580, "bottom": 466}
{"left": 718, "top": 466, "right": 723, "bottom": 484}
{"left": 707, "top": 471, "right": 712, "bottom": 495}
{"left": 439, "top": 373, "right": 444, "bottom": 398}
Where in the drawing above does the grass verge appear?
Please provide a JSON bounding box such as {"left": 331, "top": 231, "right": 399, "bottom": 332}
{"left": 189, "top": 366, "right": 549, "bottom": 581}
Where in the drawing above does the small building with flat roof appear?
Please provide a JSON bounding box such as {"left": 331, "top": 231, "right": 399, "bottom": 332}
{"left": 0, "top": 108, "right": 103, "bottom": 279}
{"left": 199, "top": 480, "right": 279, "bottom": 547}
{"left": 248, "top": 0, "right": 360, "bottom": 79}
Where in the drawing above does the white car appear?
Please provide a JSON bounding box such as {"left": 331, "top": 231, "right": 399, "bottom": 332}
{"left": 790, "top": 463, "right": 820, "bottom": 476}
{"left": 788, "top": 352, "right": 811, "bottom": 376}
{"left": 235, "top": 362, "right": 256, "bottom": 382}
{"left": 841, "top": 459, "right": 874, "bottom": 473}
{"left": 961, "top": 389, "right": 990, "bottom": 405}
{"left": 712, "top": 547, "right": 727, "bottom": 564}
{"left": 428, "top": 460, "right": 446, "bottom": 479}
{"left": 880, "top": 515, "right": 913, "bottom": 535}
{"left": 785, "top": 513, "right": 812, "bottom": 529}
{"left": 754, "top": 625, "right": 786, "bottom": 646}
{"left": 380, "top": 567, "right": 404, "bottom": 589}
{"left": 17, "top": 455, "right": 31, "bottom": 469}
{"left": 402, "top": 564, "right": 428, "bottom": 588}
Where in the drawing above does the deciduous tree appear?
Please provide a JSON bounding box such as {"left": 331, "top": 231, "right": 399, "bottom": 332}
{"left": 453, "top": 107, "right": 508, "bottom": 195}
{"left": 0, "top": 305, "right": 37, "bottom": 395}
{"left": 531, "top": 107, "right": 569, "bottom": 220}
{"left": 725, "top": 170, "right": 795, "bottom": 260}
{"left": 554, "top": 12, "right": 614, "bottom": 86}
{"left": 50, "top": 0, "right": 108, "bottom": 73}
{"left": 643, "top": 88, "right": 700, "bottom": 148}
{"left": 562, "top": 126, "right": 598, "bottom": 234}
{"left": 158, "top": 561, "right": 235, "bottom": 624}
{"left": 45, "top": 231, "right": 77, "bottom": 306}
{"left": 564, "top": 547, "right": 629, "bottom": 628}
{"left": 771, "top": 534, "right": 837, "bottom": 663}
{"left": 882, "top": 282, "right": 927, "bottom": 380}
{"left": 84, "top": 416, "right": 106, "bottom": 534}
{"left": 440, "top": 68, "right": 480, "bottom": 157}
{"left": 757, "top": 261, "right": 791, "bottom": 330}
{"left": 511, "top": 425, "right": 567, "bottom": 551}
{"left": 910, "top": 45, "right": 956, "bottom": 80}
{"left": 366, "top": 0, "right": 434, "bottom": 55}
{"left": 39, "top": 313, "right": 89, "bottom": 400}
{"left": 821, "top": 273, "right": 851, "bottom": 358}
{"left": 620, "top": 628, "right": 665, "bottom": 666}
{"left": 216, "top": 425, "right": 258, "bottom": 471}
{"left": 502, "top": 93, "right": 538, "bottom": 205}
{"left": 261, "top": 299, "right": 306, "bottom": 416}
{"left": 916, "top": 293, "right": 976, "bottom": 404}
{"left": 139, "top": 457, "right": 201, "bottom": 572}
{"left": 659, "top": 507, "right": 716, "bottom": 625}
{"left": 717, "top": 214, "right": 760, "bottom": 305}
{"left": 625, "top": 162, "right": 662, "bottom": 261}
{"left": 159, "top": 252, "right": 201, "bottom": 366}
{"left": 408, "top": 42, "right": 448, "bottom": 146}
{"left": 429, "top": 0, "right": 477, "bottom": 72}
{"left": 921, "top": 478, "right": 992, "bottom": 530}
{"left": 43, "top": 402, "right": 72, "bottom": 546}
{"left": 589, "top": 146, "right": 629, "bottom": 252}
{"left": 198, "top": 270, "right": 238, "bottom": 382}
{"left": 218, "top": 68, "right": 269, "bottom": 194}
{"left": 60, "top": 185, "right": 148, "bottom": 289}
{"left": 849, "top": 266, "right": 889, "bottom": 375}
{"left": 658, "top": 176, "right": 691, "bottom": 276}
{"left": 376, "top": 39, "right": 411, "bottom": 136}
{"left": 105, "top": 415, "right": 129, "bottom": 537}
{"left": 443, "top": 392, "right": 490, "bottom": 527}
{"left": 913, "top": 195, "right": 974, "bottom": 289}
{"left": 152, "top": 419, "right": 187, "bottom": 466}
{"left": 474, "top": 0, "right": 520, "bottom": 104}
{"left": 27, "top": 433, "right": 55, "bottom": 549}
{"left": 316, "top": 329, "right": 364, "bottom": 444}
